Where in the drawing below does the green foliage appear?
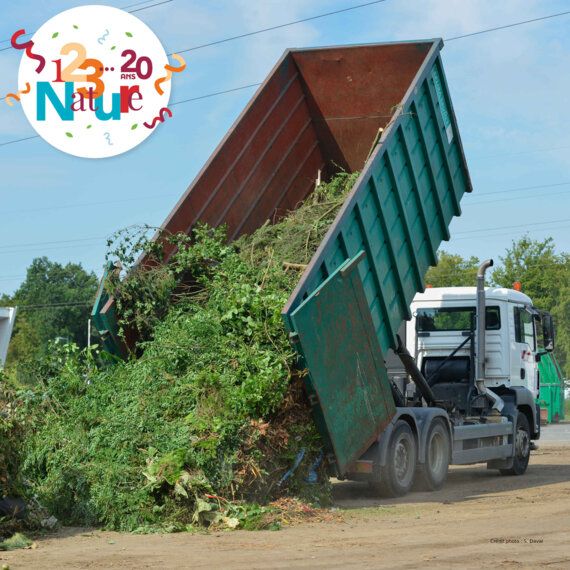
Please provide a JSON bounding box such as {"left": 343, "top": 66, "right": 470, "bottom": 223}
{"left": 425, "top": 251, "right": 480, "bottom": 287}
{"left": 0, "top": 532, "right": 32, "bottom": 550}
{"left": 6, "top": 172, "right": 358, "bottom": 532}
{"left": 4, "top": 257, "right": 98, "bottom": 382}
{"left": 491, "top": 236, "right": 570, "bottom": 376}
{"left": 491, "top": 236, "right": 569, "bottom": 310}
{"left": 0, "top": 374, "right": 24, "bottom": 498}
{"left": 236, "top": 170, "right": 359, "bottom": 269}
{"left": 552, "top": 283, "right": 570, "bottom": 378}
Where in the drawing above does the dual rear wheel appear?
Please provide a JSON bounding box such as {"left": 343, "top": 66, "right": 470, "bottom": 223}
{"left": 370, "top": 418, "right": 450, "bottom": 497}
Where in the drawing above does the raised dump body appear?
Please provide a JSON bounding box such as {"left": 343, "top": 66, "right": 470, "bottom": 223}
{"left": 94, "top": 39, "right": 470, "bottom": 358}
{"left": 93, "top": 40, "right": 473, "bottom": 473}
{"left": 281, "top": 42, "right": 472, "bottom": 474}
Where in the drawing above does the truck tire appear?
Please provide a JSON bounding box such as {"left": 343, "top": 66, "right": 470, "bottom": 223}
{"left": 500, "top": 412, "right": 530, "bottom": 476}
{"left": 374, "top": 421, "right": 417, "bottom": 497}
{"left": 414, "top": 418, "right": 450, "bottom": 491}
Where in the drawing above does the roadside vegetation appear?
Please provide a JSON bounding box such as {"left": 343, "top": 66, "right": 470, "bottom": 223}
{"left": 1, "top": 170, "right": 568, "bottom": 539}
{"left": 0, "top": 172, "right": 358, "bottom": 536}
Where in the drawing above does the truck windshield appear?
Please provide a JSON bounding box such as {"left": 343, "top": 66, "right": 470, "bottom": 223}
{"left": 416, "top": 306, "right": 500, "bottom": 332}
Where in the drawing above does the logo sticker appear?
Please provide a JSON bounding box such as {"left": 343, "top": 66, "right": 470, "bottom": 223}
{"left": 8, "top": 5, "right": 186, "bottom": 158}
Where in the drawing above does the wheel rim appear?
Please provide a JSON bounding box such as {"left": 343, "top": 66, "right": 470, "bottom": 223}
{"left": 394, "top": 437, "right": 411, "bottom": 482}
{"left": 429, "top": 432, "right": 444, "bottom": 474}
{"left": 515, "top": 427, "right": 530, "bottom": 460}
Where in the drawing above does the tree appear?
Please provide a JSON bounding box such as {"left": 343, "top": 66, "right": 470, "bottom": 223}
{"left": 5, "top": 257, "right": 98, "bottom": 369}
{"left": 491, "top": 236, "right": 570, "bottom": 377}
{"left": 425, "top": 251, "right": 480, "bottom": 288}
{"left": 551, "top": 283, "right": 570, "bottom": 379}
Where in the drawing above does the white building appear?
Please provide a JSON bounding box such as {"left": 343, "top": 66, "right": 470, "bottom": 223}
{"left": 0, "top": 307, "right": 17, "bottom": 368}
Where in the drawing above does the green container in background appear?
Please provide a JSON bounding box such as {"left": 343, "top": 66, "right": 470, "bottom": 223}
{"left": 537, "top": 351, "right": 565, "bottom": 423}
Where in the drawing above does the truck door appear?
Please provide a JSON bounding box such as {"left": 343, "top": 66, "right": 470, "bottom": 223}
{"left": 288, "top": 251, "right": 396, "bottom": 475}
{"left": 512, "top": 305, "right": 539, "bottom": 398}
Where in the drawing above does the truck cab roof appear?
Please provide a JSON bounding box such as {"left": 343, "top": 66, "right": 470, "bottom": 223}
{"left": 412, "top": 287, "right": 533, "bottom": 306}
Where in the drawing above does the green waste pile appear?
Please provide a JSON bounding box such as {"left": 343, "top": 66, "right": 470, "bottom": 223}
{"left": 0, "top": 171, "right": 358, "bottom": 533}
{"left": 0, "top": 382, "right": 24, "bottom": 499}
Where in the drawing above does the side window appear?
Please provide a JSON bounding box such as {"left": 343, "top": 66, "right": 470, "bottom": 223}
{"left": 486, "top": 306, "right": 501, "bottom": 330}
{"left": 415, "top": 306, "right": 501, "bottom": 331}
{"left": 514, "top": 307, "right": 535, "bottom": 350}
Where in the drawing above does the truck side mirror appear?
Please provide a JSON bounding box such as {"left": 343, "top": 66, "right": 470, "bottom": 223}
{"left": 542, "top": 313, "right": 555, "bottom": 352}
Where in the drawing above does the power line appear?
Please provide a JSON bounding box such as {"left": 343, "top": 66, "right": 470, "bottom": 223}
{"left": 454, "top": 217, "right": 570, "bottom": 235}
{"left": 1, "top": 215, "right": 568, "bottom": 262}
{"left": 116, "top": 0, "right": 167, "bottom": 12}
{"left": 0, "top": 0, "right": 173, "bottom": 49}
{"left": 453, "top": 223, "right": 570, "bottom": 242}
{"left": 2, "top": 193, "right": 179, "bottom": 216}
{"left": 468, "top": 188, "right": 570, "bottom": 207}
{"left": 471, "top": 144, "right": 570, "bottom": 161}
{"left": 0, "top": 135, "right": 41, "bottom": 148}
{"left": 171, "top": 0, "right": 387, "bottom": 55}
{"left": 5, "top": 178, "right": 568, "bottom": 218}
{"left": 0, "top": 0, "right": 385, "bottom": 98}
{"left": 127, "top": 0, "right": 174, "bottom": 14}
{"left": 2, "top": 8, "right": 570, "bottom": 148}
{"left": 444, "top": 10, "right": 570, "bottom": 41}
{"left": 170, "top": 83, "right": 262, "bottom": 106}
{"left": 0, "top": 83, "right": 263, "bottom": 147}
{"left": 473, "top": 181, "right": 570, "bottom": 198}
{"left": 15, "top": 301, "right": 93, "bottom": 310}
{"left": 0, "top": 236, "right": 106, "bottom": 251}
{"left": 3, "top": 256, "right": 567, "bottom": 285}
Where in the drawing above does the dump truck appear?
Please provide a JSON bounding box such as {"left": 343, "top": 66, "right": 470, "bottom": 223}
{"left": 93, "top": 39, "right": 546, "bottom": 497}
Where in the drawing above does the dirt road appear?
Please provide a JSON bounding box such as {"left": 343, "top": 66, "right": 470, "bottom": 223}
{"left": 2, "top": 435, "right": 569, "bottom": 569}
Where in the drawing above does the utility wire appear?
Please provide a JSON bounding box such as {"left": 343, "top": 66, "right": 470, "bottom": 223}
{"left": 471, "top": 144, "right": 570, "bottom": 161}
{"left": 171, "top": 0, "right": 387, "bottom": 55}
{"left": 169, "top": 83, "right": 262, "bottom": 106}
{"left": 0, "top": 135, "right": 41, "bottom": 148}
{"left": 3, "top": 179, "right": 569, "bottom": 217}
{"left": 15, "top": 301, "right": 93, "bottom": 310}
{"left": 0, "top": 0, "right": 173, "bottom": 49}
{"left": 0, "top": 236, "right": 106, "bottom": 251}
{"left": 1, "top": 216, "right": 569, "bottom": 258}
{"left": 473, "top": 181, "right": 570, "bottom": 198}
{"left": 444, "top": 10, "right": 570, "bottom": 41}
{"left": 127, "top": 0, "right": 174, "bottom": 14}
{"left": 5, "top": 255, "right": 569, "bottom": 304}
{"left": 453, "top": 223, "right": 570, "bottom": 242}
{"left": 454, "top": 217, "right": 570, "bottom": 235}
{"left": 0, "top": 83, "right": 264, "bottom": 147}
{"left": 468, "top": 188, "right": 570, "bottom": 207}
{"left": 2, "top": 193, "right": 179, "bottom": 215}
{"left": 2, "top": 8, "right": 570, "bottom": 147}
{"left": 3, "top": 257, "right": 568, "bottom": 284}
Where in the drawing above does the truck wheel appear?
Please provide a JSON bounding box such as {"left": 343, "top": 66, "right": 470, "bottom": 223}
{"left": 414, "top": 418, "right": 450, "bottom": 491}
{"left": 500, "top": 412, "right": 530, "bottom": 476}
{"left": 378, "top": 421, "right": 417, "bottom": 497}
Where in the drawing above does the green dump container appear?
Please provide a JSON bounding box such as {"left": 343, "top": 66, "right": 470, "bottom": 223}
{"left": 282, "top": 39, "right": 472, "bottom": 474}
{"left": 537, "top": 351, "right": 565, "bottom": 423}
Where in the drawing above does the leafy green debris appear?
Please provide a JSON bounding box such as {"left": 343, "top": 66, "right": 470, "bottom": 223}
{"left": 2, "top": 171, "right": 357, "bottom": 532}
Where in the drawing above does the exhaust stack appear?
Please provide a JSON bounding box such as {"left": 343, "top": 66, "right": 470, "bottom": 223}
{"left": 476, "top": 259, "right": 504, "bottom": 411}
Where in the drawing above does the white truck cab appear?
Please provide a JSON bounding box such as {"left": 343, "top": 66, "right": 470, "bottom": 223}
{"left": 407, "top": 287, "right": 541, "bottom": 405}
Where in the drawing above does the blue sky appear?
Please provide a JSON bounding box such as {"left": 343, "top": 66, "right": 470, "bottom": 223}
{"left": 1, "top": 0, "right": 569, "bottom": 297}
